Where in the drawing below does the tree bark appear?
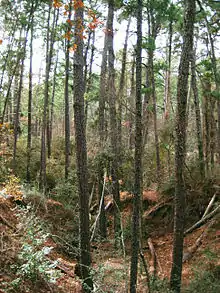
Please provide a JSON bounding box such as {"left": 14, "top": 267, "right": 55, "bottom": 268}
{"left": 64, "top": 4, "right": 72, "bottom": 180}
{"left": 191, "top": 49, "right": 205, "bottom": 178}
{"left": 98, "top": 11, "right": 109, "bottom": 239}
{"left": 117, "top": 17, "right": 131, "bottom": 151}
{"left": 107, "top": 0, "right": 121, "bottom": 244}
{"left": 40, "top": 3, "right": 52, "bottom": 191}
{"left": 26, "top": 4, "right": 34, "bottom": 183}
{"left": 130, "top": 0, "right": 142, "bottom": 291}
{"left": 73, "top": 2, "right": 93, "bottom": 291}
{"left": 12, "top": 29, "right": 28, "bottom": 172}
{"left": 170, "top": 1, "right": 196, "bottom": 292}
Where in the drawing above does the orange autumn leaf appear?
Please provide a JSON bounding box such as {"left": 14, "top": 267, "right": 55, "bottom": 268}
{"left": 53, "top": 0, "right": 62, "bottom": 8}
{"left": 66, "top": 19, "right": 73, "bottom": 26}
{"left": 0, "top": 40, "right": 3, "bottom": 45}
{"left": 63, "top": 31, "right": 72, "bottom": 40}
{"left": 73, "top": 0, "right": 84, "bottom": 10}
{"left": 69, "top": 44, "right": 78, "bottom": 52}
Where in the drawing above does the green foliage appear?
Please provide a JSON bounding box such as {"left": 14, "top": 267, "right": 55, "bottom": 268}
{"left": 149, "top": 276, "right": 173, "bottom": 293}
{"left": 183, "top": 266, "right": 220, "bottom": 293}
{"left": 50, "top": 171, "right": 78, "bottom": 208}
{"left": 142, "top": 36, "right": 156, "bottom": 51}
{"left": 8, "top": 216, "right": 62, "bottom": 292}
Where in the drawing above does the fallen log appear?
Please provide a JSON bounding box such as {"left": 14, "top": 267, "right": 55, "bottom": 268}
{"left": 202, "top": 193, "right": 217, "bottom": 219}
{"left": 184, "top": 204, "right": 220, "bottom": 235}
{"left": 46, "top": 257, "right": 75, "bottom": 278}
{"left": 143, "top": 197, "right": 173, "bottom": 219}
{"left": 183, "top": 219, "right": 216, "bottom": 263}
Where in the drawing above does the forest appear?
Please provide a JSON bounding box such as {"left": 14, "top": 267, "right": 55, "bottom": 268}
{"left": 0, "top": 0, "right": 219, "bottom": 292}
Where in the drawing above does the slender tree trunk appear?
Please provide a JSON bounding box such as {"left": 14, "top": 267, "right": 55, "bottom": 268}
{"left": 1, "top": 59, "right": 20, "bottom": 124}
{"left": 12, "top": 29, "right": 28, "bottom": 172}
{"left": 73, "top": 3, "right": 93, "bottom": 291}
{"left": 47, "top": 7, "right": 59, "bottom": 158}
{"left": 164, "top": 20, "right": 173, "bottom": 120}
{"left": 84, "top": 30, "right": 95, "bottom": 132}
{"left": 40, "top": 4, "right": 52, "bottom": 191}
{"left": 107, "top": 0, "right": 121, "bottom": 244}
{"left": 50, "top": 51, "right": 58, "bottom": 144}
{"left": 117, "top": 17, "right": 131, "bottom": 150}
{"left": 201, "top": 77, "right": 212, "bottom": 175}
{"left": 170, "top": 1, "right": 195, "bottom": 292}
{"left": 191, "top": 49, "right": 205, "bottom": 178}
{"left": 26, "top": 7, "right": 34, "bottom": 183}
{"left": 130, "top": 0, "right": 142, "bottom": 291}
{"left": 64, "top": 4, "right": 72, "bottom": 180}
{"left": 129, "top": 55, "right": 135, "bottom": 150}
{"left": 147, "top": 7, "right": 160, "bottom": 182}
{"left": 98, "top": 7, "right": 109, "bottom": 239}
{"left": 197, "top": 0, "right": 220, "bottom": 163}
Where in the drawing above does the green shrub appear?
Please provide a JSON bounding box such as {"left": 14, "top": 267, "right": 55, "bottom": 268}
{"left": 7, "top": 214, "right": 62, "bottom": 292}
{"left": 183, "top": 267, "right": 220, "bottom": 293}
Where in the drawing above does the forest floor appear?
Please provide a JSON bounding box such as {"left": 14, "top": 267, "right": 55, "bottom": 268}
{"left": 0, "top": 188, "right": 219, "bottom": 293}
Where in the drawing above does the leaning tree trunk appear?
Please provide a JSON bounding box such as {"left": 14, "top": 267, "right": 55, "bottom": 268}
{"left": 170, "top": 1, "right": 195, "bottom": 292}
{"left": 130, "top": 0, "right": 142, "bottom": 291}
{"left": 73, "top": 3, "right": 93, "bottom": 292}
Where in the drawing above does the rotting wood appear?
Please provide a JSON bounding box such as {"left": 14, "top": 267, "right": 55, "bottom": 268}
{"left": 202, "top": 193, "right": 217, "bottom": 219}
{"left": 147, "top": 237, "right": 157, "bottom": 277}
{"left": 184, "top": 204, "right": 220, "bottom": 235}
{"left": 183, "top": 219, "right": 216, "bottom": 262}
{"left": 143, "top": 197, "right": 173, "bottom": 219}
{"left": 46, "top": 257, "right": 75, "bottom": 278}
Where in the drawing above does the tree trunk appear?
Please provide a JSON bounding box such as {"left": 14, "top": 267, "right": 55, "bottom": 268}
{"left": 197, "top": 0, "right": 220, "bottom": 164}
{"left": 117, "top": 17, "right": 131, "bottom": 151}
{"left": 40, "top": 4, "right": 52, "bottom": 191}
{"left": 147, "top": 7, "right": 161, "bottom": 182}
{"left": 98, "top": 13, "right": 109, "bottom": 239}
{"left": 47, "top": 7, "right": 59, "bottom": 159}
{"left": 64, "top": 4, "right": 72, "bottom": 180}
{"left": 84, "top": 30, "right": 95, "bottom": 132}
{"left": 26, "top": 6, "right": 34, "bottom": 183}
{"left": 73, "top": 3, "right": 93, "bottom": 291}
{"left": 164, "top": 20, "right": 173, "bottom": 120}
{"left": 191, "top": 49, "right": 205, "bottom": 178}
{"left": 170, "top": 1, "right": 195, "bottom": 292}
{"left": 128, "top": 55, "right": 135, "bottom": 150}
{"left": 107, "top": 0, "right": 121, "bottom": 245}
{"left": 12, "top": 29, "right": 28, "bottom": 173}
{"left": 49, "top": 51, "right": 58, "bottom": 145}
{"left": 130, "top": 0, "right": 142, "bottom": 291}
